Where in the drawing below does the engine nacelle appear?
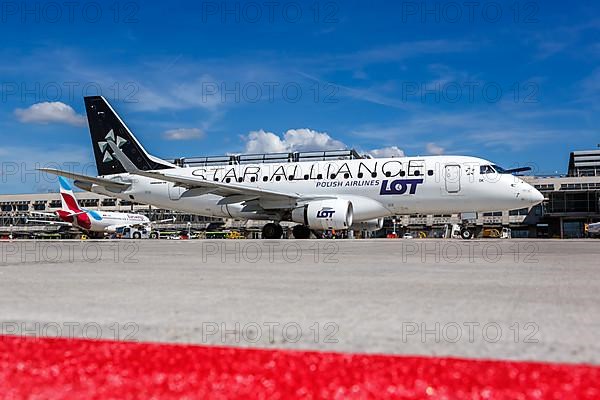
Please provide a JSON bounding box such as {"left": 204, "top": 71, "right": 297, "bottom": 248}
{"left": 351, "top": 218, "right": 384, "bottom": 232}
{"left": 292, "top": 199, "right": 353, "bottom": 230}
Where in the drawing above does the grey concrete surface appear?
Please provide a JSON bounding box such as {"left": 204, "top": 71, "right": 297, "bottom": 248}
{"left": 0, "top": 239, "right": 599, "bottom": 364}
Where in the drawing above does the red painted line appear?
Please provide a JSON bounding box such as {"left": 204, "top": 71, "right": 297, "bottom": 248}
{"left": 1, "top": 335, "right": 599, "bottom": 399}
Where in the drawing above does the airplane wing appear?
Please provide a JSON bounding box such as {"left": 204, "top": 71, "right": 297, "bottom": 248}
{"left": 107, "top": 141, "right": 333, "bottom": 209}
{"left": 26, "top": 218, "right": 72, "bottom": 226}
{"left": 30, "top": 211, "right": 58, "bottom": 218}
{"left": 37, "top": 168, "right": 131, "bottom": 191}
{"left": 151, "top": 217, "right": 177, "bottom": 224}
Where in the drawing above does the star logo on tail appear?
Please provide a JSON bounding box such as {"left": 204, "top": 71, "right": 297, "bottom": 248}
{"left": 97, "top": 129, "right": 128, "bottom": 163}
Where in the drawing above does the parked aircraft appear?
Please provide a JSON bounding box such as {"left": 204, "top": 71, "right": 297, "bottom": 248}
{"left": 28, "top": 176, "right": 162, "bottom": 238}
{"left": 40, "top": 96, "right": 544, "bottom": 239}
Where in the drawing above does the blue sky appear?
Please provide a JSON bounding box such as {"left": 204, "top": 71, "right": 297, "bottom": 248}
{"left": 1, "top": 0, "right": 599, "bottom": 193}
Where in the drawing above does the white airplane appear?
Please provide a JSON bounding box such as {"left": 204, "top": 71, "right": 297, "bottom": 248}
{"left": 40, "top": 96, "right": 544, "bottom": 239}
{"left": 29, "top": 176, "right": 160, "bottom": 237}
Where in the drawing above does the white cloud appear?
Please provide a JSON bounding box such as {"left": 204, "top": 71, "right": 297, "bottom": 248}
{"left": 426, "top": 142, "right": 445, "bottom": 155}
{"left": 14, "top": 102, "right": 85, "bottom": 126}
{"left": 245, "top": 130, "right": 288, "bottom": 153}
{"left": 163, "top": 128, "right": 204, "bottom": 140}
{"left": 243, "top": 129, "right": 407, "bottom": 159}
{"left": 283, "top": 129, "right": 346, "bottom": 151}
{"left": 367, "top": 146, "right": 405, "bottom": 158}
{"left": 244, "top": 129, "right": 345, "bottom": 153}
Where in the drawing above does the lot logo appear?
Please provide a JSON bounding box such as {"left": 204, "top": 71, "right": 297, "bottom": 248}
{"left": 316, "top": 207, "right": 336, "bottom": 218}
{"left": 380, "top": 179, "right": 424, "bottom": 195}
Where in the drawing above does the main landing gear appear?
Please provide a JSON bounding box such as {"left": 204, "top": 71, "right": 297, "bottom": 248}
{"left": 262, "top": 223, "right": 283, "bottom": 239}
{"left": 292, "top": 224, "right": 311, "bottom": 239}
{"left": 261, "top": 223, "right": 313, "bottom": 239}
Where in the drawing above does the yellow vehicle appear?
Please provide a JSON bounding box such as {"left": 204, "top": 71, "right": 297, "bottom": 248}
{"left": 226, "top": 231, "right": 245, "bottom": 239}
{"left": 483, "top": 229, "right": 501, "bottom": 238}
{"left": 482, "top": 228, "right": 511, "bottom": 239}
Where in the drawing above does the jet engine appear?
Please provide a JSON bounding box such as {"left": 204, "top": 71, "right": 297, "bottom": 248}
{"left": 291, "top": 199, "right": 353, "bottom": 230}
{"left": 351, "top": 218, "right": 384, "bottom": 232}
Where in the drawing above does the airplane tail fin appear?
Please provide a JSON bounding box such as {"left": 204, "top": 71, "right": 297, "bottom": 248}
{"left": 59, "top": 177, "right": 82, "bottom": 212}
{"left": 84, "top": 96, "right": 175, "bottom": 176}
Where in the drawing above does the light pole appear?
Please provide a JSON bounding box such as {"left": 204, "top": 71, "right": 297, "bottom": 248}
{"left": 9, "top": 224, "right": 13, "bottom": 241}
{"left": 392, "top": 218, "right": 397, "bottom": 236}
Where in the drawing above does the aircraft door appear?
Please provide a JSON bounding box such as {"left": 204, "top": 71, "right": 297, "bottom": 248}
{"left": 444, "top": 165, "right": 461, "bottom": 193}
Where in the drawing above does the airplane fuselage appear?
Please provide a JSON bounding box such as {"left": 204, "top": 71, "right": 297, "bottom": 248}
{"left": 86, "top": 155, "right": 543, "bottom": 224}
{"left": 59, "top": 209, "right": 151, "bottom": 233}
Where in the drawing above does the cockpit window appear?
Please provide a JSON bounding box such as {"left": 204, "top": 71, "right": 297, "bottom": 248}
{"left": 480, "top": 165, "right": 495, "bottom": 174}
{"left": 480, "top": 164, "right": 510, "bottom": 174}
{"left": 491, "top": 165, "right": 508, "bottom": 174}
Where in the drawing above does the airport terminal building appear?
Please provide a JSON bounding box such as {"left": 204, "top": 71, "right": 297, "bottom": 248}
{"left": 1, "top": 149, "right": 599, "bottom": 239}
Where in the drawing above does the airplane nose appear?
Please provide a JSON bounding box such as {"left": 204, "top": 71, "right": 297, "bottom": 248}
{"left": 520, "top": 185, "right": 545, "bottom": 205}
{"left": 532, "top": 188, "right": 545, "bottom": 203}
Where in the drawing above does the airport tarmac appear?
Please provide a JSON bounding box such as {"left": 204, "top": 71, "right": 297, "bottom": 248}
{"left": 0, "top": 239, "right": 599, "bottom": 364}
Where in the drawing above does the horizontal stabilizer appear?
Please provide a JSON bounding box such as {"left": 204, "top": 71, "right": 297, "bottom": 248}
{"left": 38, "top": 168, "right": 131, "bottom": 191}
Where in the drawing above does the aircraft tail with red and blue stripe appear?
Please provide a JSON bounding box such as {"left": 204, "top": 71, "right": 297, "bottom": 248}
{"left": 59, "top": 176, "right": 82, "bottom": 213}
